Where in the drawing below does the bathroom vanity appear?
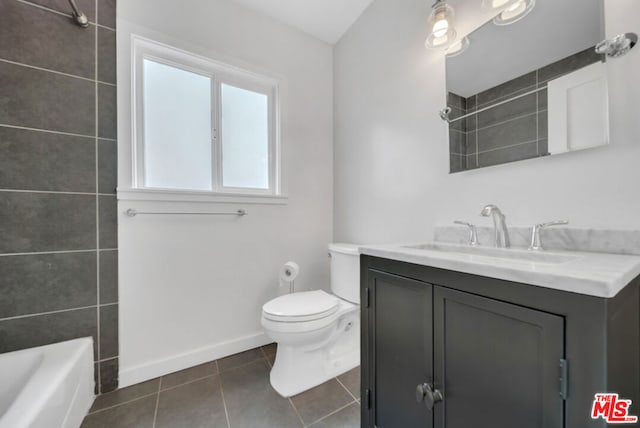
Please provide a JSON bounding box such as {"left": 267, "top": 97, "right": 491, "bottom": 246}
{"left": 359, "top": 237, "right": 640, "bottom": 428}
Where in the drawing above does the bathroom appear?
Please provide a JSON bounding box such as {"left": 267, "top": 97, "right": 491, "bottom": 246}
{"left": 0, "top": 0, "right": 639, "bottom": 426}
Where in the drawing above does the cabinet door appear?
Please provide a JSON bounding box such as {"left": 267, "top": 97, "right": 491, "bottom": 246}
{"left": 433, "top": 287, "right": 564, "bottom": 428}
{"left": 367, "top": 271, "right": 433, "bottom": 428}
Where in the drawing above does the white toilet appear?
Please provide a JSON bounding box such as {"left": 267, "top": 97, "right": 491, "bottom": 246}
{"left": 261, "top": 243, "right": 360, "bottom": 397}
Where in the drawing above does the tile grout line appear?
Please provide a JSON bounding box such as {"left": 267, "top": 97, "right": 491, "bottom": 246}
{"left": 335, "top": 376, "right": 358, "bottom": 402}
{"left": 468, "top": 138, "right": 539, "bottom": 157}
{"left": 259, "top": 346, "right": 272, "bottom": 368}
{"left": 217, "top": 360, "right": 232, "bottom": 428}
{"left": 94, "top": 0, "right": 102, "bottom": 391}
{"left": 0, "top": 123, "right": 116, "bottom": 141}
{"left": 87, "top": 391, "right": 159, "bottom": 415}
{"left": 536, "top": 69, "right": 540, "bottom": 155}
{"left": 474, "top": 110, "right": 538, "bottom": 133}
{"left": 159, "top": 372, "right": 218, "bottom": 393}
{"left": 288, "top": 397, "right": 305, "bottom": 427}
{"left": 0, "top": 248, "right": 116, "bottom": 257}
{"left": 0, "top": 189, "right": 116, "bottom": 196}
{"left": 305, "top": 399, "right": 357, "bottom": 427}
{"left": 0, "top": 58, "right": 116, "bottom": 86}
{"left": 152, "top": 377, "right": 162, "bottom": 428}
{"left": 0, "top": 303, "right": 116, "bottom": 322}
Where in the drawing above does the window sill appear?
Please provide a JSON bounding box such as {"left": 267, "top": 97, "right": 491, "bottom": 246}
{"left": 117, "top": 188, "right": 288, "bottom": 205}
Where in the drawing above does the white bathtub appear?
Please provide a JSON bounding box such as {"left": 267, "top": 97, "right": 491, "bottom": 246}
{"left": 0, "top": 338, "right": 95, "bottom": 428}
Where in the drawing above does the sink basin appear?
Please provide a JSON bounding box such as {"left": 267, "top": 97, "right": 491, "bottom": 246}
{"left": 402, "top": 243, "right": 580, "bottom": 265}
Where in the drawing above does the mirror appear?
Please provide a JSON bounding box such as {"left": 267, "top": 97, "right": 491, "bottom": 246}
{"left": 446, "top": 0, "right": 607, "bottom": 173}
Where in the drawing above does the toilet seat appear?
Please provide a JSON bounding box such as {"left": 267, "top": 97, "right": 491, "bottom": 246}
{"left": 263, "top": 290, "right": 339, "bottom": 322}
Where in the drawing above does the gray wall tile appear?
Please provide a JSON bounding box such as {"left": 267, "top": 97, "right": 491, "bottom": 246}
{"left": 477, "top": 71, "right": 536, "bottom": 108}
{"left": 466, "top": 154, "right": 478, "bottom": 170}
{"left": 0, "top": 307, "right": 97, "bottom": 356}
{"left": 1, "top": 0, "right": 117, "bottom": 392}
{"left": 0, "top": 251, "right": 96, "bottom": 318}
{"left": 100, "top": 304, "right": 118, "bottom": 359}
{"left": 99, "top": 250, "right": 118, "bottom": 304}
{"left": 98, "top": 0, "right": 117, "bottom": 29}
{"left": 98, "top": 139, "right": 117, "bottom": 194}
{"left": 477, "top": 113, "right": 537, "bottom": 152}
{"left": 99, "top": 358, "right": 119, "bottom": 393}
{"left": 449, "top": 130, "right": 465, "bottom": 155}
{"left": 478, "top": 142, "right": 538, "bottom": 168}
{"left": 0, "top": 192, "right": 96, "bottom": 253}
{"left": 538, "top": 139, "right": 549, "bottom": 156}
{"left": 465, "top": 131, "right": 477, "bottom": 155}
{"left": 0, "top": 0, "right": 95, "bottom": 79}
{"left": 98, "top": 27, "right": 116, "bottom": 84}
{"left": 0, "top": 61, "right": 95, "bottom": 135}
{"left": 449, "top": 154, "right": 464, "bottom": 173}
{"left": 538, "top": 110, "right": 548, "bottom": 141}
{"left": 538, "top": 88, "right": 548, "bottom": 110}
{"left": 23, "top": 0, "right": 96, "bottom": 22}
{"left": 466, "top": 114, "right": 476, "bottom": 131}
{"left": 477, "top": 93, "right": 537, "bottom": 129}
{"left": 466, "top": 95, "right": 477, "bottom": 112}
{"left": 447, "top": 92, "right": 465, "bottom": 109}
{"left": 0, "top": 126, "right": 95, "bottom": 192}
{"left": 98, "top": 83, "right": 117, "bottom": 139}
{"left": 99, "top": 195, "right": 118, "bottom": 248}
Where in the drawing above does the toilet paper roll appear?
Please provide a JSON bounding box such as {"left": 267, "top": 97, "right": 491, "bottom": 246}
{"left": 280, "top": 261, "right": 300, "bottom": 282}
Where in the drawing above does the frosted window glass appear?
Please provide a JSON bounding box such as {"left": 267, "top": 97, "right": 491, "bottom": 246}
{"left": 221, "top": 84, "right": 269, "bottom": 189}
{"left": 143, "top": 59, "right": 212, "bottom": 190}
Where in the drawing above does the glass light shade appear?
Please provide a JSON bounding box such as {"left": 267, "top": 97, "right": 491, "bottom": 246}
{"left": 425, "top": 2, "right": 457, "bottom": 49}
{"left": 493, "top": 0, "right": 536, "bottom": 25}
{"left": 445, "top": 36, "right": 470, "bottom": 58}
{"left": 481, "top": 0, "right": 520, "bottom": 11}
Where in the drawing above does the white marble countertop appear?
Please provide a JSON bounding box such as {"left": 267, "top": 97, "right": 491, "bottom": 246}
{"left": 359, "top": 242, "right": 640, "bottom": 298}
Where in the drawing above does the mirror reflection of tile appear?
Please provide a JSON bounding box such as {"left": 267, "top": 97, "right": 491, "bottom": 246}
{"left": 449, "top": 47, "right": 603, "bottom": 173}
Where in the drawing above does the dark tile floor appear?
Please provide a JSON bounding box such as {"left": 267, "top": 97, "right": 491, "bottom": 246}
{"left": 82, "top": 344, "right": 361, "bottom": 428}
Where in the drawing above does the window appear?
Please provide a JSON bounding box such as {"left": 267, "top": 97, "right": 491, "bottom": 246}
{"left": 132, "top": 37, "right": 280, "bottom": 197}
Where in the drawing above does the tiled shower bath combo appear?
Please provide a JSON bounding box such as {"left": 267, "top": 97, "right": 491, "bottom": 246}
{"left": 0, "top": 0, "right": 119, "bottom": 393}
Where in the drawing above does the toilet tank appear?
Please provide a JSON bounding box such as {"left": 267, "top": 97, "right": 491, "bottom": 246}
{"left": 329, "top": 243, "right": 360, "bottom": 304}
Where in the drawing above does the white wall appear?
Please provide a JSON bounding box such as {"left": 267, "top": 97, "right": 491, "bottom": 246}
{"left": 117, "top": 0, "right": 333, "bottom": 386}
{"left": 334, "top": 0, "right": 640, "bottom": 245}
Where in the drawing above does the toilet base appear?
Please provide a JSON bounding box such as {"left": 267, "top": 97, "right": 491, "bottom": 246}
{"left": 268, "top": 314, "right": 360, "bottom": 397}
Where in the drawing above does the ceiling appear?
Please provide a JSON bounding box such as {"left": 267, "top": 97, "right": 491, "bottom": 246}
{"left": 231, "top": 0, "right": 374, "bottom": 45}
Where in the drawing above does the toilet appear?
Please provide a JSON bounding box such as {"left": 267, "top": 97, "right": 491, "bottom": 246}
{"left": 261, "top": 243, "right": 360, "bottom": 397}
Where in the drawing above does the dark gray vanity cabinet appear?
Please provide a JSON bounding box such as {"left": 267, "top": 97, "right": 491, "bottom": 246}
{"left": 361, "top": 255, "right": 640, "bottom": 428}
{"left": 433, "top": 287, "right": 564, "bottom": 428}
{"left": 367, "top": 272, "right": 434, "bottom": 428}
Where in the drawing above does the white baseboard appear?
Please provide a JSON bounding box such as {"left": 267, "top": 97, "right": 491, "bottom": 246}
{"left": 118, "top": 332, "right": 271, "bottom": 388}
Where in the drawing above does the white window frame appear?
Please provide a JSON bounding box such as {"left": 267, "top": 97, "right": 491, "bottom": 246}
{"left": 131, "top": 36, "right": 281, "bottom": 198}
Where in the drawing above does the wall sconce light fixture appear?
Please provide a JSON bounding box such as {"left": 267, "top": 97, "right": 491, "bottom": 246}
{"left": 425, "top": 0, "right": 457, "bottom": 49}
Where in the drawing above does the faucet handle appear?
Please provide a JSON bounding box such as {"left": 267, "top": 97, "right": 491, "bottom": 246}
{"left": 454, "top": 221, "right": 479, "bottom": 246}
{"left": 529, "top": 220, "right": 569, "bottom": 251}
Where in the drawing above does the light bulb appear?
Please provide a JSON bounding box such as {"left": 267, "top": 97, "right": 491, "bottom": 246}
{"left": 505, "top": 0, "right": 525, "bottom": 14}
{"left": 492, "top": 0, "right": 510, "bottom": 7}
{"left": 432, "top": 17, "right": 450, "bottom": 38}
{"left": 493, "top": 0, "right": 535, "bottom": 25}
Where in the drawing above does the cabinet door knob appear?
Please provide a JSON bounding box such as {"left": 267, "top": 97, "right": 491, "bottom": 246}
{"left": 415, "top": 383, "right": 443, "bottom": 410}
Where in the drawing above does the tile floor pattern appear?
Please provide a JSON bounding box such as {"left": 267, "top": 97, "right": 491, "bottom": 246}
{"left": 82, "top": 344, "right": 360, "bottom": 428}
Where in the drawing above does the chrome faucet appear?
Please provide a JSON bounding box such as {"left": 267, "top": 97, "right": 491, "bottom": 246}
{"left": 480, "top": 204, "right": 510, "bottom": 248}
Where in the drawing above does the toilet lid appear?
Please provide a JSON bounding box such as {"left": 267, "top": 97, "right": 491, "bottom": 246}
{"left": 263, "top": 290, "right": 339, "bottom": 322}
